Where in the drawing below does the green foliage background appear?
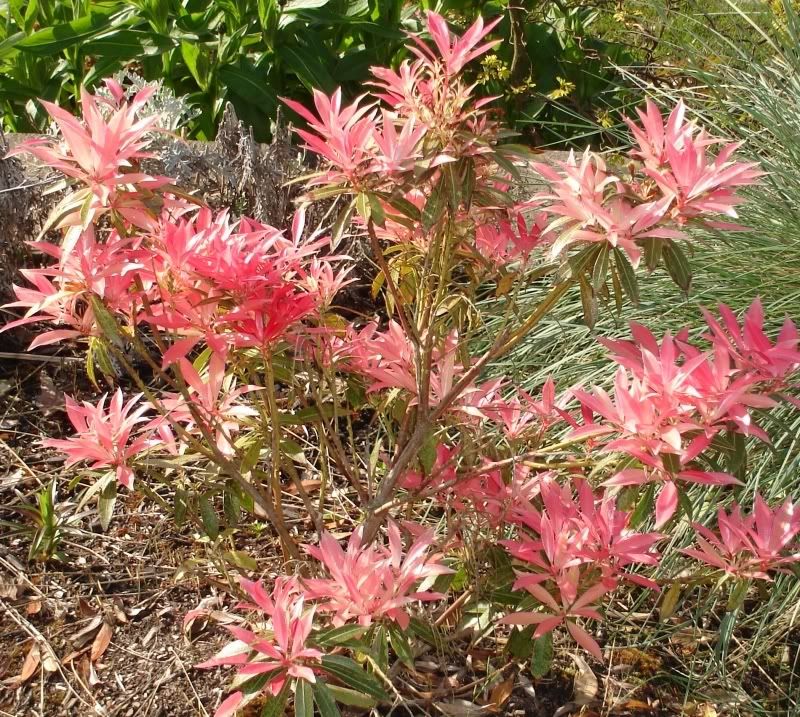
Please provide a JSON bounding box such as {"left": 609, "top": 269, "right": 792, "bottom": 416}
{"left": 0, "top": 0, "right": 642, "bottom": 143}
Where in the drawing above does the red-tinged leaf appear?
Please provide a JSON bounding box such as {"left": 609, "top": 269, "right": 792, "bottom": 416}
{"left": 568, "top": 623, "right": 604, "bottom": 664}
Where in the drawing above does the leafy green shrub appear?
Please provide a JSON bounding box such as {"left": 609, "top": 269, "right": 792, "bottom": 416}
{"left": 1, "top": 0, "right": 640, "bottom": 144}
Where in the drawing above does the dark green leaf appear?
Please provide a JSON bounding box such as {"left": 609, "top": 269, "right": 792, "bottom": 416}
{"left": 18, "top": 5, "right": 121, "bottom": 55}
{"left": 281, "top": 37, "right": 336, "bottom": 92}
{"left": 530, "top": 632, "right": 553, "bottom": 678}
{"left": 422, "top": 179, "right": 446, "bottom": 231}
{"left": 320, "top": 655, "right": 387, "bottom": 701}
{"left": 90, "top": 296, "right": 126, "bottom": 349}
{"left": 241, "top": 669, "right": 282, "bottom": 695}
{"left": 173, "top": 487, "right": 188, "bottom": 527}
{"left": 84, "top": 29, "right": 174, "bottom": 57}
{"left": 371, "top": 625, "right": 388, "bottom": 673}
{"left": 592, "top": 243, "right": 609, "bottom": 292}
{"left": 643, "top": 238, "right": 663, "bottom": 273}
{"left": 385, "top": 194, "right": 421, "bottom": 221}
{"left": 223, "top": 484, "right": 241, "bottom": 526}
{"left": 578, "top": 275, "right": 597, "bottom": 329}
{"left": 508, "top": 625, "right": 535, "bottom": 660}
{"left": 198, "top": 494, "right": 219, "bottom": 540}
{"left": 613, "top": 248, "right": 639, "bottom": 305}
{"left": 661, "top": 452, "right": 681, "bottom": 475}
{"left": 311, "top": 680, "right": 341, "bottom": 717}
{"left": 295, "top": 679, "right": 313, "bottom": 717}
{"left": 326, "top": 685, "right": 378, "bottom": 708}
{"left": 630, "top": 483, "right": 656, "bottom": 528}
{"left": 662, "top": 240, "right": 692, "bottom": 292}
{"left": 387, "top": 623, "right": 414, "bottom": 667}
{"left": 313, "top": 624, "right": 368, "bottom": 647}
{"left": 219, "top": 63, "right": 278, "bottom": 113}
{"left": 677, "top": 487, "right": 694, "bottom": 522}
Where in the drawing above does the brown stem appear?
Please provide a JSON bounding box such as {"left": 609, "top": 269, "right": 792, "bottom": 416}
{"left": 359, "top": 278, "right": 574, "bottom": 543}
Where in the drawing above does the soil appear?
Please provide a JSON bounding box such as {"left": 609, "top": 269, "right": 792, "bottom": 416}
{"left": 0, "top": 355, "right": 686, "bottom": 717}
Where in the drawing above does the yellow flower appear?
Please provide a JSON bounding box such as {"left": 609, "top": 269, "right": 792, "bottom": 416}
{"left": 547, "top": 77, "right": 576, "bottom": 100}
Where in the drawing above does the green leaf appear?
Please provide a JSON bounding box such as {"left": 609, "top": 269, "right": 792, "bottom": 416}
{"left": 630, "top": 483, "right": 656, "bottom": 528}
{"left": 181, "top": 40, "right": 211, "bottom": 90}
{"left": 261, "top": 680, "right": 291, "bottom": 717}
{"left": 613, "top": 248, "right": 639, "bottom": 306}
{"left": 219, "top": 63, "right": 278, "bottom": 113}
{"left": 311, "top": 680, "right": 341, "bottom": 717}
{"left": 422, "top": 179, "right": 446, "bottom": 230}
{"left": 313, "top": 624, "right": 369, "bottom": 647}
{"left": 661, "top": 452, "right": 681, "bottom": 475}
{"left": 368, "top": 193, "right": 386, "bottom": 228}
{"left": 385, "top": 194, "right": 421, "bottom": 221}
{"left": 84, "top": 29, "right": 174, "bottom": 57}
{"left": 592, "top": 243, "right": 609, "bottom": 292}
{"left": 0, "top": 31, "right": 25, "bottom": 60}
{"left": 643, "top": 238, "right": 663, "bottom": 272}
{"left": 295, "top": 679, "right": 313, "bottom": 717}
{"left": 223, "top": 550, "right": 258, "bottom": 571}
{"left": 330, "top": 200, "right": 355, "bottom": 250}
{"left": 659, "top": 582, "right": 681, "bottom": 621}
{"left": 173, "top": 487, "right": 188, "bottom": 527}
{"left": 677, "top": 487, "right": 694, "bottom": 522}
{"left": 223, "top": 484, "right": 241, "bottom": 526}
{"left": 508, "top": 625, "right": 535, "bottom": 660}
{"left": 319, "top": 655, "right": 388, "bottom": 701}
{"left": 326, "top": 685, "right": 378, "bottom": 709}
{"left": 98, "top": 477, "right": 117, "bottom": 532}
{"left": 89, "top": 295, "right": 126, "bottom": 349}
{"left": 662, "top": 240, "right": 692, "bottom": 293}
{"left": 280, "top": 37, "right": 336, "bottom": 92}
{"left": 371, "top": 624, "right": 388, "bottom": 673}
{"left": 408, "top": 617, "right": 442, "bottom": 648}
{"left": 279, "top": 405, "right": 342, "bottom": 426}
{"left": 578, "top": 275, "right": 597, "bottom": 329}
{"left": 355, "top": 192, "right": 371, "bottom": 223}
{"left": 715, "top": 609, "right": 737, "bottom": 660}
{"left": 18, "top": 5, "right": 122, "bottom": 55}
{"left": 388, "top": 624, "right": 414, "bottom": 667}
{"left": 530, "top": 631, "right": 553, "bottom": 678}
{"left": 198, "top": 494, "right": 219, "bottom": 540}
{"left": 258, "top": 0, "right": 279, "bottom": 40}
{"left": 418, "top": 431, "right": 437, "bottom": 474}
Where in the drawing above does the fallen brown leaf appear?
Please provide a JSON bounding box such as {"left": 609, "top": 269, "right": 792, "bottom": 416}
{"left": 572, "top": 654, "right": 599, "bottom": 705}
{"left": 71, "top": 615, "right": 103, "bottom": 648}
{"left": 4, "top": 643, "right": 40, "bottom": 687}
{"left": 488, "top": 676, "right": 514, "bottom": 710}
{"left": 435, "top": 700, "right": 487, "bottom": 716}
{"left": 61, "top": 646, "right": 91, "bottom": 664}
{"left": 26, "top": 598, "right": 43, "bottom": 615}
{"left": 286, "top": 479, "right": 322, "bottom": 494}
{"left": 90, "top": 622, "right": 113, "bottom": 662}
